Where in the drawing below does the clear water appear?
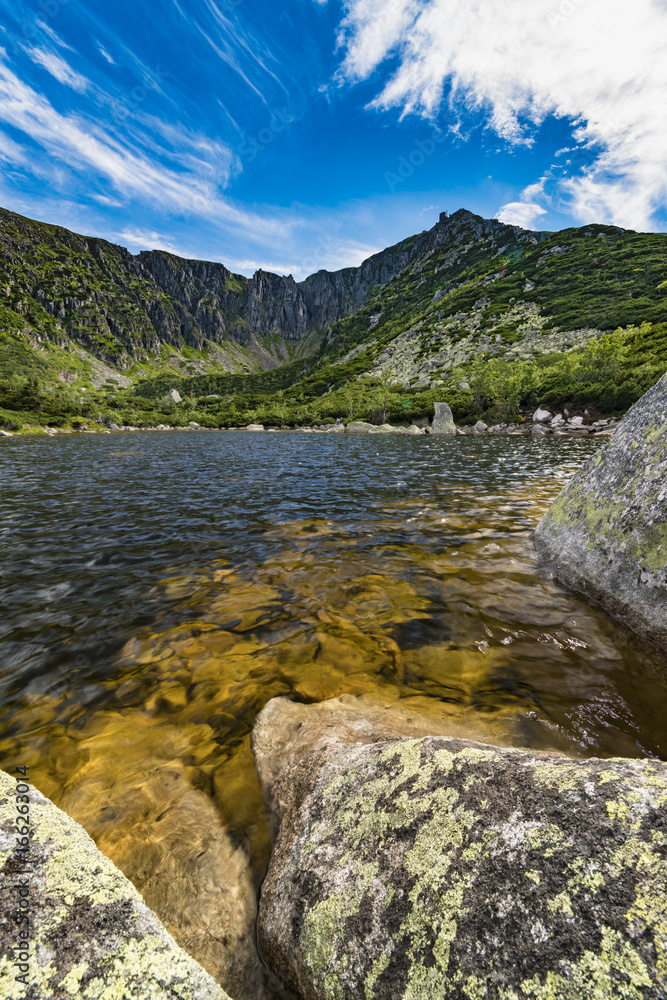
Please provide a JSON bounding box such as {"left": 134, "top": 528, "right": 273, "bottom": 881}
{"left": 1, "top": 431, "right": 666, "bottom": 993}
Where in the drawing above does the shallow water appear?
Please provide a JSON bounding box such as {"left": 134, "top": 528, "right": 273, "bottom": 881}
{"left": 1, "top": 431, "right": 666, "bottom": 993}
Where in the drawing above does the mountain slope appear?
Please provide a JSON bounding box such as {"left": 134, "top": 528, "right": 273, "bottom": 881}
{"left": 0, "top": 206, "right": 484, "bottom": 378}
{"left": 2, "top": 206, "right": 667, "bottom": 430}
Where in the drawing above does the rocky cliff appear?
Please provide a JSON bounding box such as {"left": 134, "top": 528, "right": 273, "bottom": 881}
{"left": 534, "top": 372, "right": 667, "bottom": 647}
{"left": 0, "top": 207, "right": 518, "bottom": 370}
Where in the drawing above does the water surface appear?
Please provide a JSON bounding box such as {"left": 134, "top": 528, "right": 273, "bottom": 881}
{"left": 1, "top": 431, "right": 666, "bottom": 992}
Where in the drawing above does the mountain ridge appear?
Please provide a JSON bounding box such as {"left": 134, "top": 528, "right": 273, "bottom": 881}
{"left": 0, "top": 206, "right": 543, "bottom": 375}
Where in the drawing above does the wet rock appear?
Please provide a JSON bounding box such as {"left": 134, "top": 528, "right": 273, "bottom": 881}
{"left": 431, "top": 402, "right": 456, "bottom": 435}
{"left": 534, "top": 373, "right": 667, "bottom": 647}
{"left": 254, "top": 697, "right": 667, "bottom": 1000}
{"left": 0, "top": 768, "right": 229, "bottom": 1000}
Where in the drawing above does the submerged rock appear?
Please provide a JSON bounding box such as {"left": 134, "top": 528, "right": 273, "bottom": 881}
{"left": 431, "top": 401, "right": 456, "bottom": 435}
{"left": 0, "top": 769, "right": 229, "bottom": 1000}
{"left": 534, "top": 373, "right": 667, "bottom": 647}
{"left": 255, "top": 697, "right": 667, "bottom": 1000}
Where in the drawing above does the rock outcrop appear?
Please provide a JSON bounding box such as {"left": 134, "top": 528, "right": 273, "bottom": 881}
{"left": 431, "top": 401, "right": 456, "bottom": 435}
{"left": 534, "top": 373, "right": 667, "bottom": 647}
{"left": 254, "top": 697, "right": 667, "bottom": 1000}
{"left": 0, "top": 768, "right": 229, "bottom": 1000}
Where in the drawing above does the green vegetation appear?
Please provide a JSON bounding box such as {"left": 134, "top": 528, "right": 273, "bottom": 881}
{"left": 1, "top": 206, "right": 667, "bottom": 433}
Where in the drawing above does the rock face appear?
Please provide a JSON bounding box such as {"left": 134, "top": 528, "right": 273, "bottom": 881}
{"left": 0, "top": 769, "right": 229, "bottom": 1000}
{"left": 534, "top": 373, "right": 667, "bottom": 647}
{"left": 0, "top": 206, "right": 486, "bottom": 368}
{"left": 254, "top": 697, "right": 667, "bottom": 1000}
{"left": 431, "top": 401, "right": 456, "bottom": 435}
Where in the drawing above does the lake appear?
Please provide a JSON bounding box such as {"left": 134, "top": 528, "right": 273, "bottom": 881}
{"left": 1, "top": 430, "right": 666, "bottom": 991}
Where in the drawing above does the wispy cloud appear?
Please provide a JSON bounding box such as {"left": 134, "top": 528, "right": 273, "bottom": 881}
{"left": 335, "top": 0, "right": 667, "bottom": 230}
{"left": 27, "top": 47, "right": 89, "bottom": 93}
{"left": 97, "top": 44, "right": 116, "bottom": 66}
{"left": 0, "top": 53, "right": 284, "bottom": 237}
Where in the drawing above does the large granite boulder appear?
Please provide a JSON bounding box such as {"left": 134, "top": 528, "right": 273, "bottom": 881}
{"left": 254, "top": 697, "right": 667, "bottom": 1000}
{"left": 431, "top": 401, "right": 456, "bottom": 435}
{"left": 534, "top": 373, "right": 667, "bottom": 647}
{"left": 0, "top": 769, "right": 230, "bottom": 1000}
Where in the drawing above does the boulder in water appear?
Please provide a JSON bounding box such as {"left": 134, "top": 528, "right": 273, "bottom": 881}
{"left": 254, "top": 696, "right": 667, "bottom": 1000}
{"left": 534, "top": 373, "right": 667, "bottom": 647}
{"left": 0, "top": 768, "right": 230, "bottom": 1000}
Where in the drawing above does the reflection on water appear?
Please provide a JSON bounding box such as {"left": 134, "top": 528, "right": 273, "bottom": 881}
{"left": 1, "top": 431, "right": 666, "bottom": 996}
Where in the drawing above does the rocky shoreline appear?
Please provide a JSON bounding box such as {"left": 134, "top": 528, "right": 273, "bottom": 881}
{"left": 0, "top": 404, "right": 619, "bottom": 439}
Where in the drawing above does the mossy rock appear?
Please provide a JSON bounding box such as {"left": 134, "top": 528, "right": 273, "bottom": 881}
{"left": 255, "top": 698, "right": 667, "bottom": 1000}
{"left": 0, "top": 769, "right": 230, "bottom": 1000}
{"left": 534, "top": 372, "right": 667, "bottom": 647}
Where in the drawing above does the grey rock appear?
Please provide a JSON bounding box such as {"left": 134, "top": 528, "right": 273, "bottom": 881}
{"left": 404, "top": 424, "right": 425, "bottom": 435}
{"left": 255, "top": 697, "right": 667, "bottom": 1000}
{"left": 534, "top": 373, "right": 667, "bottom": 647}
{"left": 532, "top": 406, "right": 552, "bottom": 423}
{"left": 472, "top": 420, "right": 488, "bottom": 433}
{"left": 244, "top": 423, "right": 264, "bottom": 431}
{"left": 0, "top": 769, "right": 230, "bottom": 1000}
{"left": 168, "top": 389, "right": 182, "bottom": 403}
{"left": 0, "top": 429, "right": 13, "bottom": 437}
{"left": 457, "top": 381, "right": 471, "bottom": 391}
{"left": 345, "top": 421, "right": 376, "bottom": 433}
{"left": 431, "top": 401, "right": 456, "bottom": 435}
{"left": 569, "top": 415, "right": 585, "bottom": 426}
{"left": 531, "top": 423, "right": 550, "bottom": 436}
{"left": 188, "top": 421, "right": 201, "bottom": 429}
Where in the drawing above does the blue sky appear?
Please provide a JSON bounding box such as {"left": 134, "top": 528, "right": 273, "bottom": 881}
{"left": 0, "top": 0, "right": 665, "bottom": 279}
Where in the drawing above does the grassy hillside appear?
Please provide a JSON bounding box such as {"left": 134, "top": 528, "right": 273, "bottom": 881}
{"left": 2, "top": 209, "right": 667, "bottom": 432}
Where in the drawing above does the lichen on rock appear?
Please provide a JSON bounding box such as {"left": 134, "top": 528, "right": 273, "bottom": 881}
{"left": 254, "top": 697, "right": 667, "bottom": 1000}
{"left": 0, "top": 768, "right": 230, "bottom": 1000}
{"left": 533, "top": 372, "right": 667, "bottom": 647}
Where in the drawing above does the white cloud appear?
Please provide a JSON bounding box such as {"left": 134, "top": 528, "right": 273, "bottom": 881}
{"left": 118, "top": 228, "right": 192, "bottom": 257}
{"left": 0, "top": 54, "right": 285, "bottom": 237}
{"left": 496, "top": 202, "right": 547, "bottom": 230}
{"left": 97, "top": 45, "right": 116, "bottom": 65}
{"left": 336, "top": 0, "right": 667, "bottom": 230}
{"left": 27, "top": 47, "right": 89, "bottom": 93}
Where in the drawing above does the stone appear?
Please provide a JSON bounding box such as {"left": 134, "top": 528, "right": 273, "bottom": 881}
{"left": 534, "top": 373, "right": 667, "bottom": 647}
{"left": 431, "top": 401, "right": 456, "bottom": 435}
{"left": 345, "top": 421, "right": 376, "bottom": 433}
{"left": 404, "top": 424, "right": 424, "bottom": 435}
{"left": 371, "top": 424, "right": 400, "bottom": 434}
{"left": 531, "top": 423, "right": 550, "bottom": 436}
{"left": 569, "top": 415, "right": 585, "bottom": 426}
{"left": 532, "top": 406, "right": 552, "bottom": 423}
{"left": 457, "top": 381, "right": 471, "bottom": 391}
{"left": 0, "top": 429, "right": 13, "bottom": 437}
{"left": 254, "top": 697, "right": 667, "bottom": 1000}
{"left": 244, "top": 423, "right": 264, "bottom": 431}
{"left": 168, "top": 389, "right": 182, "bottom": 403}
{"left": 188, "top": 422, "right": 201, "bottom": 429}
{"left": 0, "top": 768, "right": 230, "bottom": 1000}
{"left": 472, "top": 420, "right": 488, "bottom": 433}
{"left": 412, "top": 379, "right": 431, "bottom": 390}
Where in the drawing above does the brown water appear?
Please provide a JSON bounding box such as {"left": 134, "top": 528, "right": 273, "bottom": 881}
{"left": 1, "top": 431, "right": 666, "bottom": 996}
